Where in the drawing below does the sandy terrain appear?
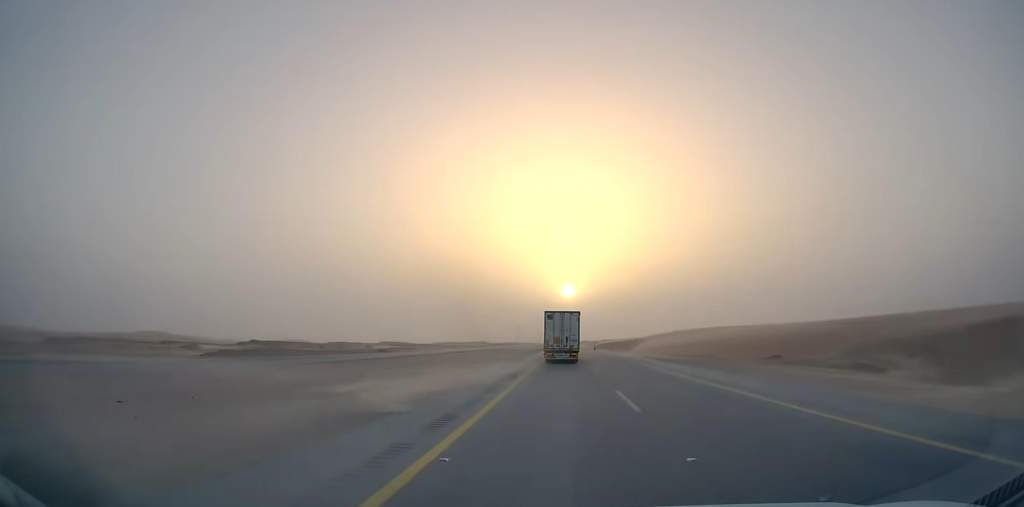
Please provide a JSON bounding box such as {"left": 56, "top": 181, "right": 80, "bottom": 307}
{"left": 602, "top": 302, "right": 1024, "bottom": 418}
{"left": 0, "top": 341, "right": 535, "bottom": 507}
{"left": 0, "top": 324, "right": 496, "bottom": 358}
{"left": 0, "top": 323, "right": 534, "bottom": 506}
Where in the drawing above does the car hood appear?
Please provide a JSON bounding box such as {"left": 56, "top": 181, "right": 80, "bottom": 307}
{"left": 658, "top": 502, "right": 973, "bottom": 507}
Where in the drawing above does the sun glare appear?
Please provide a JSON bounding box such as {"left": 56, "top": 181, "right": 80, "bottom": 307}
{"left": 402, "top": 92, "right": 710, "bottom": 300}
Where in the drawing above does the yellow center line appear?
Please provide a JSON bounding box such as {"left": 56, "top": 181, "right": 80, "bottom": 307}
{"left": 637, "top": 356, "right": 1024, "bottom": 470}
{"left": 356, "top": 362, "right": 540, "bottom": 507}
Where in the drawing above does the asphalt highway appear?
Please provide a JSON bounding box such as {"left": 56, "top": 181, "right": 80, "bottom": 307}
{"left": 3, "top": 348, "right": 1022, "bottom": 507}
{"left": 367, "top": 352, "right": 1024, "bottom": 507}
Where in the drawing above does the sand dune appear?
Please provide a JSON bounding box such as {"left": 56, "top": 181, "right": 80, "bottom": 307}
{"left": 604, "top": 302, "right": 1024, "bottom": 387}
{"left": 0, "top": 325, "right": 504, "bottom": 358}
{"left": 0, "top": 325, "right": 223, "bottom": 357}
{"left": 0, "top": 324, "right": 223, "bottom": 344}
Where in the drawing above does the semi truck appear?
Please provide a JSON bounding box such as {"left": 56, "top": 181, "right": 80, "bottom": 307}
{"left": 543, "top": 310, "right": 580, "bottom": 363}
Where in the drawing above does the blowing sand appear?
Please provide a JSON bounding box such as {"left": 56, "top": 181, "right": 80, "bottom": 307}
{"left": 0, "top": 344, "right": 535, "bottom": 507}
{"left": 603, "top": 303, "right": 1024, "bottom": 418}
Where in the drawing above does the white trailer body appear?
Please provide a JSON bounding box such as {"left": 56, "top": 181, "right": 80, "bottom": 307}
{"left": 543, "top": 310, "right": 580, "bottom": 363}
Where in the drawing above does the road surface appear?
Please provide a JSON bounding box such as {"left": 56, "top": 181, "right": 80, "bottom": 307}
{"left": 2, "top": 349, "right": 1022, "bottom": 507}
{"left": 369, "top": 353, "right": 1024, "bottom": 507}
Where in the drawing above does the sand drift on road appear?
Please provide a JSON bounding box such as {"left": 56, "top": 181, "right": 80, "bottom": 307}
{"left": 602, "top": 303, "right": 1024, "bottom": 418}
{"left": 0, "top": 344, "right": 536, "bottom": 507}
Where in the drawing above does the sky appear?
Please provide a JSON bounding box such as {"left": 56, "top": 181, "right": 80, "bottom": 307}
{"left": 1, "top": 1, "right": 1023, "bottom": 341}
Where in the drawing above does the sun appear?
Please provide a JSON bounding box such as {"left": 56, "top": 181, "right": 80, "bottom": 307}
{"left": 560, "top": 283, "right": 577, "bottom": 299}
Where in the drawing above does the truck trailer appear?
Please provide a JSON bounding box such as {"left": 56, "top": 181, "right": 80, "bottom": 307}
{"left": 543, "top": 310, "right": 580, "bottom": 363}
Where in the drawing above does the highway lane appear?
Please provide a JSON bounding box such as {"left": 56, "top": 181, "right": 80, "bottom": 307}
{"left": 375, "top": 352, "right": 1023, "bottom": 507}
{"left": 3, "top": 347, "right": 1021, "bottom": 507}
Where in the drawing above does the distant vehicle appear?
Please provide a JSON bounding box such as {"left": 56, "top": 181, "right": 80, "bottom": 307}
{"left": 543, "top": 310, "right": 580, "bottom": 363}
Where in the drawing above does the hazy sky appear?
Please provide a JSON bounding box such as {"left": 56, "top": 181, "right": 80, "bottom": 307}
{"left": 2, "top": 1, "right": 1023, "bottom": 341}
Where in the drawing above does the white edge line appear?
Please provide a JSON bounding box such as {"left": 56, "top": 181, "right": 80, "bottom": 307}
{"left": 615, "top": 389, "right": 642, "bottom": 413}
